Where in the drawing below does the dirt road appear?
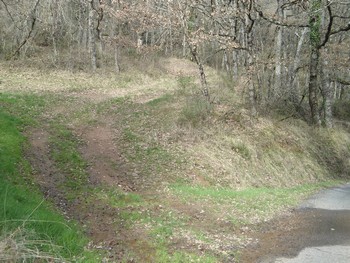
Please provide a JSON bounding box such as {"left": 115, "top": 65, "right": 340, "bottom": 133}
{"left": 242, "top": 184, "right": 350, "bottom": 263}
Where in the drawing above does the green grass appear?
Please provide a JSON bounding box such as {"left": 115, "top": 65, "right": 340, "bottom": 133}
{"left": 155, "top": 249, "right": 218, "bottom": 263}
{"left": 148, "top": 211, "right": 187, "bottom": 243}
{"left": 0, "top": 93, "right": 100, "bottom": 261}
{"left": 0, "top": 93, "right": 46, "bottom": 127}
{"left": 121, "top": 125, "right": 175, "bottom": 177}
{"left": 176, "top": 75, "right": 197, "bottom": 96}
{"left": 171, "top": 182, "right": 341, "bottom": 224}
{"left": 171, "top": 182, "right": 341, "bottom": 203}
{"left": 178, "top": 95, "right": 213, "bottom": 127}
{"left": 2, "top": 63, "right": 349, "bottom": 262}
{"left": 0, "top": 112, "right": 24, "bottom": 178}
{"left": 49, "top": 122, "right": 89, "bottom": 193}
{"left": 95, "top": 187, "right": 143, "bottom": 208}
{"left": 94, "top": 186, "right": 218, "bottom": 262}
{"left": 143, "top": 209, "right": 218, "bottom": 262}
{"left": 230, "top": 141, "right": 251, "bottom": 160}
{"left": 147, "top": 93, "right": 172, "bottom": 107}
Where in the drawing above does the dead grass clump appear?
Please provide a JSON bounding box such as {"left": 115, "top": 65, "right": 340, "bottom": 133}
{"left": 161, "top": 57, "right": 199, "bottom": 77}
{"left": 178, "top": 96, "right": 213, "bottom": 127}
{"left": 0, "top": 228, "right": 63, "bottom": 262}
{"left": 179, "top": 115, "right": 350, "bottom": 189}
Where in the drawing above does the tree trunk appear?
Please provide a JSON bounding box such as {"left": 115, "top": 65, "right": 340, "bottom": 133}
{"left": 308, "top": 0, "right": 322, "bottom": 125}
{"left": 273, "top": 0, "right": 284, "bottom": 97}
{"left": 309, "top": 47, "right": 320, "bottom": 125}
{"left": 88, "top": 0, "right": 97, "bottom": 71}
{"left": 232, "top": 50, "right": 238, "bottom": 78}
{"left": 231, "top": 0, "right": 239, "bottom": 79}
{"left": 290, "top": 28, "right": 308, "bottom": 106}
{"left": 245, "top": 11, "right": 257, "bottom": 117}
{"left": 50, "top": 0, "right": 59, "bottom": 64}
{"left": 12, "top": 0, "right": 41, "bottom": 58}
{"left": 114, "top": 45, "right": 120, "bottom": 74}
{"left": 320, "top": 52, "right": 333, "bottom": 128}
{"left": 222, "top": 50, "right": 230, "bottom": 73}
{"left": 190, "top": 45, "right": 210, "bottom": 100}
{"left": 182, "top": 33, "right": 187, "bottom": 57}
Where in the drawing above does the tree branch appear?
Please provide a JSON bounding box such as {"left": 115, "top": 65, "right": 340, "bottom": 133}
{"left": 319, "top": 4, "right": 333, "bottom": 48}
{"left": 330, "top": 22, "right": 350, "bottom": 35}
{"left": 332, "top": 77, "right": 350, "bottom": 86}
{"left": 255, "top": 7, "right": 308, "bottom": 28}
{"left": 0, "top": 0, "right": 21, "bottom": 30}
{"left": 11, "top": 0, "right": 40, "bottom": 58}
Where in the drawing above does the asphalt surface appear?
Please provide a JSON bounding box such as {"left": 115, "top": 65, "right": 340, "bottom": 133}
{"left": 270, "top": 183, "right": 350, "bottom": 263}
{"left": 300, "top": 184, "right": 350, "bottom": 210}
{"left": 274, "top": 245, "right": 350, "bottom": 263}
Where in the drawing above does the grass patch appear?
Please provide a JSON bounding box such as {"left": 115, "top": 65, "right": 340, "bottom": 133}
{"left": 147, "top": 93, "right": 172, "bottom": 107}
{"left": 171, "top": 182, "right": 341, "bottom": 224}
{"left": 94, "top": 185, "right": 218, "bottom": 262}
{"left": 147, "top": 211, "right": 187, "bottom": 244}
{"left": 0, "top": 112, "right": 25, "bottom": 179}
{"left": 142, "top": 209, "right": 218, "bottom": 263}
{"left": 178, "top": 95, "right": 213, "bottom": 127}
{"left": 49, "top": 123, "right": 89, "bottom": 193}
{"left": 176, "top": 75, "right": 197, "bottom": 96}
{"left": 0, "top": 96, "right": 100, "bottom": 261}
{"left": 121, "top": 125, "right": 175, "bottom": 178}
{"left": 95, "top": 187, "right": 143, "bottom": 208}
{"left": 155, "top": 249, "right": 218, "bottom": 263}
{"left": 0, "top": 93, "right": 46, "bottom": 127}
{"left": 230, "top": 141, "right": 251, "bottom": 160}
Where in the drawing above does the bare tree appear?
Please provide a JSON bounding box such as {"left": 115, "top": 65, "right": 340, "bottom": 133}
{"left": 88, "top": 0, "right": 97, "bottom": 71}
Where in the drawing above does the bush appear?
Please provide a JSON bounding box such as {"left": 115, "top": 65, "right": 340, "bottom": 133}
{"left": 178, "top": 95, "right": 213, "bottom": 127}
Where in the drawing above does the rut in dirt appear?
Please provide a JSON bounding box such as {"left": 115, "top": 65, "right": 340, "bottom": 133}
{"left": 27, "top": 118, "right": 155, "bottom": 261}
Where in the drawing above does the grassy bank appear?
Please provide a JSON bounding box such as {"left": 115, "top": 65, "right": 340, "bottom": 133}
{"left": 0, "top": 59, "right": 349, "bottom": 262}
{"left": 0, "top": 94, "right": 100, "bottom": 262}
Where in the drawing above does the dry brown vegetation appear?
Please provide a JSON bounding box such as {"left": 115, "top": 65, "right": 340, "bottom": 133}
{"left": 1, "top": 57, "right": 350, "bottom": 262}
{"left": 1, "top": 1, "right": 350, "bottom": 261}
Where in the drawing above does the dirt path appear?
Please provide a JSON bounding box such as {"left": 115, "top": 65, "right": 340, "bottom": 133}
{"left": 77, "top": 123, "right": 136, "bottom": 191}
{"left": 6, "top": 61, "right": 348, "bottom": 262}
{"left": 241, "top": 184, "right": 350, "bottom": 263}
{"left": 14, "top": 59, "right": 217, "bottom": 262}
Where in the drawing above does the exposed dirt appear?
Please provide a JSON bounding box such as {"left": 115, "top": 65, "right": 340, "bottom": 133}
{"left": 14, "top": 59, "right": 212, "bottom": 262}
{"left": 67, "top": 197, "right": 155, "bottom": 262}
{"left": 29, "top": 102, "right": 172, "bottom": 259}
{"left": 26, "top": 128, "right": 68, "bottom": 210}
{"left": 240, "top": 208, "right": 350, "bottom": 263}
{"left": 22, "top": 85, "right": 326, "bottom": 263}
{"left": 77, "top": 123, "right": 135, "bottom": 191}
{"left": 10, "top": 60, "right": 350, "bottom": 262}
{"left": 27, "top": 122, "right": 155, "bottom": 261}
{"left": 26, "top": 120, "right": 350, "bottom": 263}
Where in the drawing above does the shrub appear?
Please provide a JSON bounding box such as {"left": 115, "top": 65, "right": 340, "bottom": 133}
{"left": 178, "top": 95, "right": 213, "bottom": 127}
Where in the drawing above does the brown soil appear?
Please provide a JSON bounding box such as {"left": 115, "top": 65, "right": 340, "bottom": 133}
{"left": 26, "top": 120, "right": 153, "bottom": 261}
{"left": 24, "top": 99, "right": 301, "bottom": 263}
{"left": 17, "top": 59, "right": 207, "bottom": 262}
{"left": 77, "top": 123, "right": 135, "bottom": 191}
{"left": 26, "top": 128, "right": 68, "bottom": 210}
{"left": 15, "top": 59, "right": 348, "bottom": 263}
{"left": 240, "top": 208, "right": 350, "bottom": 262}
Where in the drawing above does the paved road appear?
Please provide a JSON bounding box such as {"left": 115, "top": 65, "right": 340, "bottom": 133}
{"left": 300, "top": 184, "right": 350, "bottom": 210}
{"left": 274, "top": 245, "right": 350, "bottom": 263}
{"left": 271, "top": 183, "right": 350, "bottom": 263}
